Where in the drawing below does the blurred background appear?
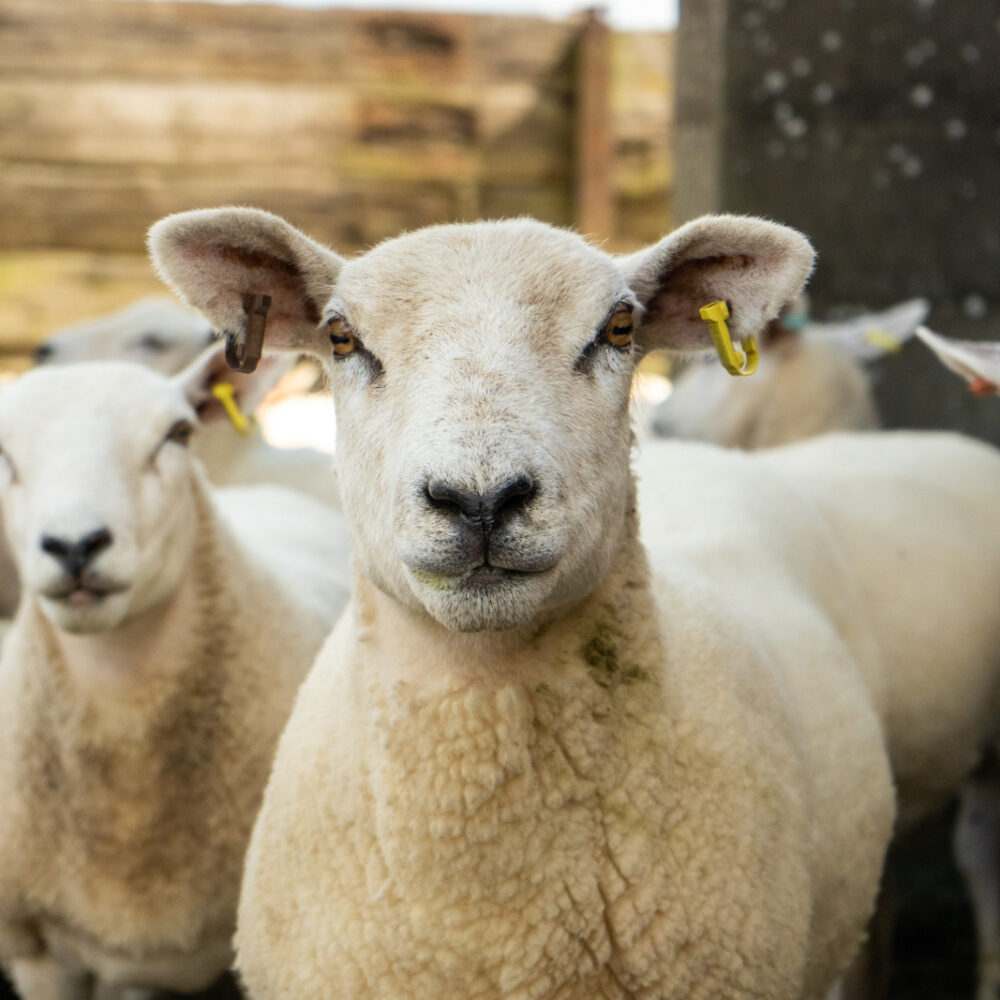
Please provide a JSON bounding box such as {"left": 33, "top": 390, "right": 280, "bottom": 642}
{"left": 1, "top": 0, "right": 998, "bottom": 997}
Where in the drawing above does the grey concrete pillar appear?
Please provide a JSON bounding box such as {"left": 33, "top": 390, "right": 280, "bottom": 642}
{"left": 674, "top": 0, "right": 1000, "bottom": 441}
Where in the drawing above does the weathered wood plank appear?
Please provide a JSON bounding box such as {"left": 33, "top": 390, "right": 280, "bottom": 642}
{"left": 0, "top": 0, "right": 671, "bottom": 345}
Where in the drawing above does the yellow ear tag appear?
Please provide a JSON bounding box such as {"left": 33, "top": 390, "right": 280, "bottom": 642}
{"left": 699, "top": 300, "right": 759, "bottom": 377}
{"left": 211, "top": 383, "right": 254, "bottom": 437}
{"left": 863, "top": 326, "right": 903, "bottom": 353}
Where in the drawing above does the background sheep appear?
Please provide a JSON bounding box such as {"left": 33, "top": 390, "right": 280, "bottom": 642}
{"left": 650, "top": 298, "right": 928, "bottom": 448}
{"left": 0, "top": 352, "right": 351, "bottom": 1000}
{"left": 146, "top": 206, "right": 1000, "bottom": 1000}
{"left": 34, "top": 297, "right": 342, "bottom": 511}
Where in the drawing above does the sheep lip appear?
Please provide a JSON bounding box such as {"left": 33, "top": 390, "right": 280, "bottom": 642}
{"left": 462, "top": 565, "right": 533, "bottom": 588}
{"left": 43, "top": 580, "right": 130, "bottom": 604}
{"left": 411, "top": 562, "right": 552, "bottom": 593}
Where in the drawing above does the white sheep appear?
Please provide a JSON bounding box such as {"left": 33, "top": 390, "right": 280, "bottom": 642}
{"left": 0, "top": 352, "right": 352, "bottom": 1000}
{"left": 35, "top": 297, "right": 342, "bottom": 511}
{"left": 651, "top": 298, "right": 928, "bottom": 448}
{"left": 149, "top": 206, "right": 1000, "bottom": 1000}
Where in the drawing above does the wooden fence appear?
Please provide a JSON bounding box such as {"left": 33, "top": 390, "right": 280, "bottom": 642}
{"left": 0, "top": 0, "right": 672, "bottom": 348}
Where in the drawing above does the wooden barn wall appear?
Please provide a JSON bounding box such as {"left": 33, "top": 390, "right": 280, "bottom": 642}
{"left": 0, "top": 0, "right": 672, "bottom": 349}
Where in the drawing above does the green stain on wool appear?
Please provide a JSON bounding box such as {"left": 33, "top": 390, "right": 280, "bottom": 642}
{"left": 582, "top": 626, "right": 649, "bottom": 687}
{"left": 410, "top": 569, "right": 459, "bottom": 592}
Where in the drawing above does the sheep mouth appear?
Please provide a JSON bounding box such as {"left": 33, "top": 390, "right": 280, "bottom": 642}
{"left": 462, "top": 564, "right": 535, "bottom": 589}
{"left": 43, "top": 579, "right": 130, "bottom": 607}
{"left": 411, "top": 562, "right": 550, "bottom": 593}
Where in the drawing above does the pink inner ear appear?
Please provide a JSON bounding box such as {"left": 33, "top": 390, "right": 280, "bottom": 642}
{"left": 644, "top": 254, "right": 762, "bottom": 349}
{"left": 191, "top": 243, "right": 323, "bottom": 327}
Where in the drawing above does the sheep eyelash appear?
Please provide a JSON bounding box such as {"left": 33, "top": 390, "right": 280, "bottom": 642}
{"left": 574, "top": 300, "right": 636, "bottom": 374}
{"left": 325, "top": 316, "right": 385, "bottom": 383}
{"left": 165, "top": 419, "right": 196, "bottom": 446}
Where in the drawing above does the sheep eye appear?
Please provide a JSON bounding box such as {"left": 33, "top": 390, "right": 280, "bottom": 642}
{"left": 165, "top": 419, "right": 195, "bottom": 446}
{"left": 138, "top": 331, "right": 168, "bottom": 353}
{"left": 602, "top": 302, "right": 634, "bottom": 348}
{"left": 327, "top": 316, "right": 357, "bottom": 358}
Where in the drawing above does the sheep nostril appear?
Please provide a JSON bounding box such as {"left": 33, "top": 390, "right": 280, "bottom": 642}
{"left": 79, "top": 527, "right": 113, "bottom": 561}
{"left": 40, "top": 535, "right": 70, "bottom": 561}
{"left": 425, "top": 480, "right": 480, "bottom": 520}
{"left": 490, "top": 475, "right": 536, "bottom": 519}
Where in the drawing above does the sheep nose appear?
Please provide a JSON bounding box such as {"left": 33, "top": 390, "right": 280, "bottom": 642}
{"left": 41, "top": 527, "right": 114, "bottom": 575}
{"left": 32, "top": 342, "right": 55, "bottom": 364}
{"left": 425, "top": 475, "right": 536, "bottom": 532}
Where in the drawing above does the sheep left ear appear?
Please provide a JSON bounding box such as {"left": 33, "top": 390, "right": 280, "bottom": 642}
{"left": 619, "top": 215, "right": 815, "bottom": 351}
{"left": 148, "top": 207, "right": 345, "bottom": 370}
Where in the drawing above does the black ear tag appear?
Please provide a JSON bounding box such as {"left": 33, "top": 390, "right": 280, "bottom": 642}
{"left": 225, "top": 294, "right": 272, "bottom": 373}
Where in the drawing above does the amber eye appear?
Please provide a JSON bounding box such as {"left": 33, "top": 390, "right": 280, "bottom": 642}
{"left": 603, "top": 303, "right": 634, "bottom": 348}
{"left": 327, "top": 316, "right": 356, "bottom": 357}
{"left": 165, "top": 419, "right": 195, "bottom": 446}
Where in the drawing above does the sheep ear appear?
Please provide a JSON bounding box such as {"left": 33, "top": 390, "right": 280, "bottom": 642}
{"left": 148, "top": 207, "right": 345, "bottom": 367}
{"left": 915, "top": 325, "right": 1000, "bottom": 396}
{"left": 619, "top": 215, "right": 815, "bottom": 351}
{"left": 173, "top": 340, "right": 294, "bottom": 425}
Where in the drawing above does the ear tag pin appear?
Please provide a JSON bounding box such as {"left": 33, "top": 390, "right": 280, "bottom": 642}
{"left": 700, "top": 300, "right": 759, "bottom": 377}
{"left": 211, "top": 383, "right": 254, "bottom": 437}
{"left": 225, "top": 293, "right": 271, "bottom": 374}
{"left": 863, "top": 326, "right": 903, "bottom": 353}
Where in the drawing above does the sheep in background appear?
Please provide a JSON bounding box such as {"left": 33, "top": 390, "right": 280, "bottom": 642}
{"left": 912, "top": 322, "right": 1000, "bottom": 1000}
{"left": 0, "top": 351, "right": 352, "bottom": 1000}
{"left": 651, "top": 298, "right": 928, "bottom": 448}
{"left": 33, "top": 298, "right": 215, "bottom": 374}
{"left": 34, "top": 297, "right": 342, "bottom": 510}
{"left": 149, "top": 206, "right": 1000, "bottom": 1000}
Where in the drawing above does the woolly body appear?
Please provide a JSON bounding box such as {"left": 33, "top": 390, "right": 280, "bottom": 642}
{"left": 239, "top": 455, "right": 897, "bottom": 1000}
{"left": 0, "top": 362, "right": 351, "bottom": 997}
{"left": 755, "top": 431, "right": 1000, "bottom": 830}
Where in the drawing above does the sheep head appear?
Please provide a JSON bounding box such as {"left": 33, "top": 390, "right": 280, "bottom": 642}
{"left": 34, "top": 298, "right": 215, "bottom": 373}
{"left": 150, "top": 210, "right": 813, "bottom": 632}
{"left": 0, "top": 351, "right": 225, "bottom": 634}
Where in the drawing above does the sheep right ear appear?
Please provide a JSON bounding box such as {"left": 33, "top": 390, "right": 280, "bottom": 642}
{"left": 618, "top": 215, "right": 815, "bottom": 352}
{"left": 148, "top": 208, "right": 345, "bottom": 370}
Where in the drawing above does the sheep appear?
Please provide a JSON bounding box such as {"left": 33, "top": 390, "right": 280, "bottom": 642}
{"left": 651, "top": 298, "right": 928, "bottom": 448}
{"left": 0, "top": 351, "right": 352, "bottom": 1000}
{"left": 33, "top": 298, "right": 215, "bottom": 373}
{"left": 149, "top": 206, "right": 1000, "bottom": 1000}
{"left": 34, "top": 297, "right": 342, "bottom": 511}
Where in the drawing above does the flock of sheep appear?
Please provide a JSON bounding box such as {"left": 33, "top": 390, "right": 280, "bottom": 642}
{"left": 0, "top": 206, "right": 997, "bottom": 1000}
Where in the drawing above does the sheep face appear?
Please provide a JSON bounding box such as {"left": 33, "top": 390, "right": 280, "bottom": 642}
{"left": 34, "top": 298, "right": 214, "bottom": 374}
{"left": 0, "top": 362, "right": 203, "bottom": 634}
{"left": 327, "top": 223, "right": 637, "bottom": 631}
{"left": 149, "top": 209, "right": 814, "bottom": 632}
